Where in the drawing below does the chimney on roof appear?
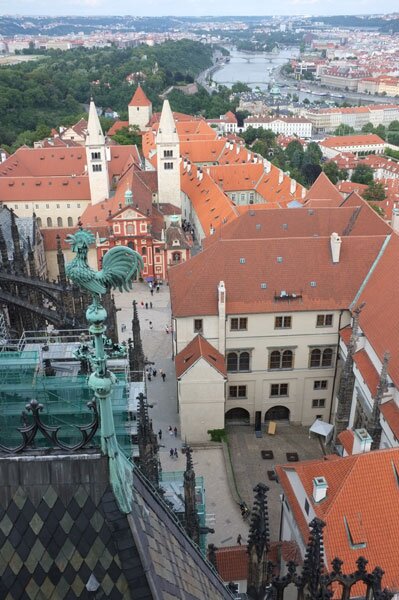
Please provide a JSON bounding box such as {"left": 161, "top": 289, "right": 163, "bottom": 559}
{"left": 217, "top": 281, "right": 226, "bottom": 355}
{"left": 352, "top": 428, "right": 372, "bottom": 454}
{"left": 264, "top": 160, "right": 271, "bottom": 174}
{"left": 391, "top": 206, "right": 399, "bottom": 234}
{"left": 236, "top": 145, "right": 240, "bottom": 155}
{"left": 312, "top": 476, "right": 328, "bottom": 503}
{"left": 225, "top": 140, "right": 230, "bottom": 149}
{"left": 229, "top": 142, "right": 233, "bottom": 150}
{"left": 254, "top": 155, "right": 258, "bottom": 164}
{"left": 247, "top": 152, "right": 251, "bottom": 162}
{"left": 183, "top": 157, "right": 188, "bottom": 170}
{"left": 330, "top": 232, "right": 342, "bottom": 264}
{"left": 290, "top": 178, "right": 297, "bottom": 195}
{"left": 187, "top": 161, "right": 192, "bottom": 174}
{"left": 278, "top": 169, "right": 284, "bottom": 185}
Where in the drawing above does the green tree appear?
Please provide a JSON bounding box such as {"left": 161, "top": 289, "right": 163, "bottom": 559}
{"left": 361, "top": 122, "right": 375, "bottom": 134}
{"left": 363, "top": 181, "right": 386, "bottom": 202}
{"left": 323, "top": 161, "right": 340, "bottom": 184}
{"left": 351, "top": 163, "right": 374, "bottom": 185}
{"left": 231, "top": 82, "right": 251, "bottom": 94}
{"left": 334, "top": 124, "right": 355, "bottom": 136}
{"left": 388, "top": 120, "right": 399, "bottom": 131}
{"left": 111, "top": 125, "right": 142, "bottom": 148}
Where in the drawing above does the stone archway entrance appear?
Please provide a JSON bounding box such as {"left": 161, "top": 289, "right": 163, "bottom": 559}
{"left": 225, "top": 407, "right": 250, "bottom": 424}
{"left": 265, "top": 406, "right": 290, "bottom": 421}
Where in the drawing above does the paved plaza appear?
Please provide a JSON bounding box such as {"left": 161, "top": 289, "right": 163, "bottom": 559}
{"left": 113, "top": 282, "right": 324, "bottom": 546}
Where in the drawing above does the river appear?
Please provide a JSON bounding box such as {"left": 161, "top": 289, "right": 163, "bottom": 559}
{"left": 211, "top": 47, "right": 392, "bottom": 105}
{"left": 212, "top": 47, "right": 298, "bottom": 90}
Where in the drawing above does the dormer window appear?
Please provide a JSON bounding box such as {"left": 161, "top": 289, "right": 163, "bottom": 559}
{"left": 172, "top": 239, "right": 179, "bottom": 246}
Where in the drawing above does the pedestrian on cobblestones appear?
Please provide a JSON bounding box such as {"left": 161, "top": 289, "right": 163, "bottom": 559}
{"left": 237, "top": 534, "right": 242, "bottom": 546}
{"left": 170, "top": 448, "right": 174, "bottom": 458}
{"left": 158, "top": 429, "right": 162, "bottom": 440}
{"left": 145, "top": 302, "right": 148, "bottom": 309}
{"left": 153, "top": 368, "right": 157, "bottom": 377}
{"left": 150, "top": 302, "right": 153, "bottom": 308}
{"left": 150, "top": 288, "right": 154, "bottom": 296}
{"left": 161, "top": 371, "right": 166, "bottom": 382}
{"left": 174, "top": 448, "right": 178, "bottom": 458}
{"left": 147, "top": 372, "right": 152, "bottom": 382}
{"left": 174, "top": 427, "right": 178, "bottom": 437}
{"left": 156, "top": 284, "right": 160, "bottom": 293}
{"left": 149, "top": 321, "right": 153, "bottom": 330}
{"left": 165, "top": 325, "right": 169, "bottom": 334}
{"left": 169, "top": 426, "right": 173, "bottom": 435}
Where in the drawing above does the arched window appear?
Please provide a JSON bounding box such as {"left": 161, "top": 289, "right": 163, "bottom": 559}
{"left": 47, "top": 217, "right": 52, "bottom": 227}
{"left": 57, "top": 217, "right": 63, "bottom": 227}
{"left": 227, "top": 352, "right": 238, "bottom": 372}
{"left": 141, "top": 246, "right": 147, "bottom": 255}
{"left": 310, "top": 349, "right": 321, "bottom": 368}
{"left": 67, "top": 217, "right": 73, "bottom": 227}
{"left": 269, "top": 349, "right": 293, "bottom": 370}
{"left": 282, "top": 350, "right": 293, "bottom": 369}
{"left": 269, "top": 350, "right": 281, "bottom": 370}
{"left": 322, "top": 348, "right": 333, "bottom": 367}
{"left": 239, "top": 352, "right": 250, "bottom": 371}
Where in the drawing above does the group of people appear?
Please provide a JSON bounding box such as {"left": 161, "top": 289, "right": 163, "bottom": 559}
{"left": 148, "top": 281, "right": 160, "bottom": 296}
{"left": 182, "top": 219, "right": 195, "bottom": 239}
{"left": 147, "top": 367, "right": 166, "bottom": 382}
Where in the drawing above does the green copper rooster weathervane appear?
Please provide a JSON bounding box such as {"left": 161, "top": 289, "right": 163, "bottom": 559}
{"left": 66, "top": 229, "right": 143, "bottom": 513}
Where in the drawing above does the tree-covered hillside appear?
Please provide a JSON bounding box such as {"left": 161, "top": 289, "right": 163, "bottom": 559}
{"left": 0, "top": 40, "right": 213, "bottom": 149}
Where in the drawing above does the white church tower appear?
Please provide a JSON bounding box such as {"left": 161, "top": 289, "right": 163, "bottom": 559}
{"left": 128, "top": 84, "right": 152, "bottom": 131}
{"left": 85, "top": 99, "right": 110, "bottom": 205}
{"left": 156, "top": 100, "right": 181, "bottom": 208}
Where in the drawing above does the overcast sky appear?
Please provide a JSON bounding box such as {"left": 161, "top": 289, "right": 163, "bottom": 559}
{"left": 1, "top": 0, "right": 398, "bottom": 17}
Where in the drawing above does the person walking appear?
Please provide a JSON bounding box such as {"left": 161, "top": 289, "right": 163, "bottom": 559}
{"left": 150, "top": 301, "right": 153, "bottom": 308}
{"left": 152, "top": 368, "right": 157, "bottom": 377}
{"left": 174, "top": 427, "right": 178, "bottom": 438}
{"left": 174, "top": 448, "right": 178, "bottom": 458}
{"left": 169, "top": 426, "right": 173, "bottom": 436}
{"left": 160, "top": 370, "right": 166, "bottom": 382}
{"left": 147, "top": 372, "right": 152, "bottom": 382}
{"left": 237, "top": 534, "right": 242, "bottom": 546}
{"left": 156, "top": 284, "right": 160, "bottom": 293}
{"left": 158, "top": 429, "right": 162, "bottom": 440}
{"left": 149, "top": 321, "right": 153, "bottom": 330}
{"left": 165, "top": 325, "right": 169, "bottom": 334}
{"left": 169, "top": 448, "right": 174, "bottom": 458}
{"left": 145, "top": 302, "right": 148, "bottom": 309}
{"left": 150, "top": 288, "right": 154, "bottom": 297}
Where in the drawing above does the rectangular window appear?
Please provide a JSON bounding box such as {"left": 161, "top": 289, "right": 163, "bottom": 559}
{"left": 164, "top": 162, "right": 173, "bottom": 170}
{"left": 230, "top": 317, "right": 247, "bottom": 331}
{"left": 163, "top": 149, "right": 173, "bottom": 158}
{"left": 316, "top": 314, "right": 333, "bottom": 327}
{"left": 229, "top": 385, "right": 247, "bottom": 398}
{"left": 194, "top": 319, "right": 203, "bottom": 334}
{"left": 312, "top": 399, "right": 326, "bottom": 408}
{"left": 275, "top": 316, "right": 292, "bottom": 329}
{"left": 314, "top": 380, "right": 328, "bottom": 390}
{"left": 92, "top": 164, "right": 102, "bottom": 172}
{"left": 270, "top": 383, "right": 288, "bottom": 397}
{"left": 91, "top": 151, "right": 101, "bottom": 160}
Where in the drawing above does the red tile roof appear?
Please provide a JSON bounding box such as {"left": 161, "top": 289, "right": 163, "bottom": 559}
{"left": 169, "top": 235, "right": 386, "bottom": 318}
{"left": 356, "top": 233, "right": 399, "bottom": 387}
{"left": 321, "top": 134, "right": 385, "bottom": 149}
{"left": 215, "top": 541, "right": 301, "bottom": 582}
{"left": 203, "top": 205, "right": 389, "bottom": 249}
{"left": 108, "top": 120, "right": 129, "bottom": 136}
{"left": 337, "top": 429, "right": 354, "bottom": 454}
{"left": 175, "top": 335, "right": 226, "bottom": 379}
{"left": 305, "top": 172, "right": 343, "bottom": 205}
{"left": 129, "top": 86, "right": 152, "bottom": 107}
{"left": 340, "top": 325, "right": 352, "bottom": 347}
{"left": 353, "top": 349, "right": 380, "bottom": 397}
{"left": 276, "top": 448, "right": 399, "bottom": 594}
{"left": 380, "top": 400, "right": 399, "bottom": 441}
